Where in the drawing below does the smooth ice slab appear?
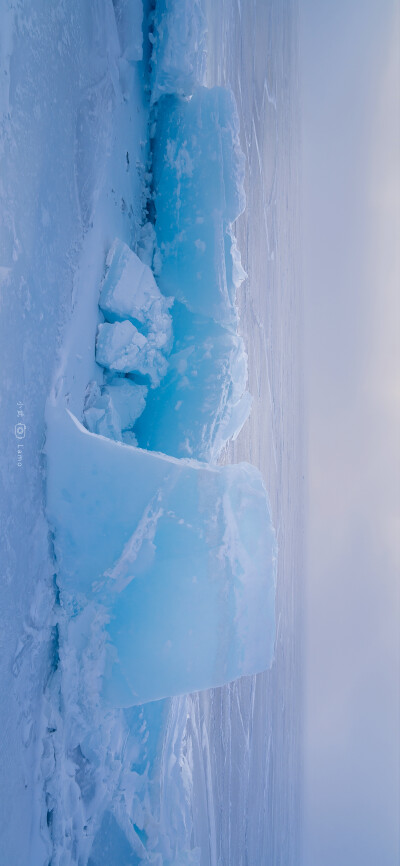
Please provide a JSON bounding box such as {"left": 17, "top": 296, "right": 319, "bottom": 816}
{"left": 150, "top": 0, "right": 207, "bottom": 104}
{"left": 134, "top": 303, "right": 252, "bottom": 460}
{"left": 46, "top": 407, "right": 277, "bottom": 706}
{"left": 153, "top": 86, "right": 246, "bottom": 328}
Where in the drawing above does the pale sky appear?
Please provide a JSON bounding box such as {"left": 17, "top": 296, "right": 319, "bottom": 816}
{"left": 300, "top": 1, "right": 400, "bottom": 863}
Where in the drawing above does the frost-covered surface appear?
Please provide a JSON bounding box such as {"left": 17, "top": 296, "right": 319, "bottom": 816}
{"left": 42, "top": 638, "right": 199, "bottom": 865}
{"left": 46, "top": 407, "right": 277, "bottom": 704}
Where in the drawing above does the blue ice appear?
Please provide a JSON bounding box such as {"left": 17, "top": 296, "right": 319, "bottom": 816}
{"left": 134, "top": 302, "right": 252, "bottom": 460}
{"left": 46, "top": 27, "right": 277, "bottom": 716}
{"left": 89, "top": 85, "right": 251, "bottom": 460}
{"left": 46, "top": 408, "right": 277, "bottom": 706}
{"left": 152, "top": 86, "right": 246, "bottom": 328}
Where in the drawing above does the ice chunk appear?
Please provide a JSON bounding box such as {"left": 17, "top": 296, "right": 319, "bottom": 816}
{"left": 136, "top": 221, "right": 157, "bottom": 269}
{"left": 84, "top": 392, "right": 122, "bottom": 441}
{"left": 96, "top": 320, "right": 144, "bottom": 369}
{"left": 135, "top": 303, "right": 251, "bottom": 460}
{"left": 102, "top": 378, "right": 147, "bottom": 431}
{"left": 99, "top": 238, "right": 173, "bottom": 353}
{"left": 83, "top": 381, "right": 121, "bottom": 440}
{"left": 46, "top": 408, "right": 277, "bottom": 706}
{"left": 96, "top": 320, "right": 168, "bottom": 386}
{"left": 150, "top": 0, "right": 207, "bottom": 104}
{"left": 152, "top": 86, "right": 246, "bottom": 327}
{"left": 84, "top": 378, "right": 147, "bottom": 441}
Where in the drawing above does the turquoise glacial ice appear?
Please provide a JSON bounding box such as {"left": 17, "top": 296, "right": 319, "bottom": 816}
{"left": 89, "top": 85, "right": 251, "bottom": 460}
{"left": 47, "top": 76, "right": 277, "bottom": 713}
{"left": 152, "top": 86, "right": 246, "bottom": 328}
{"left": 46, "top": 408, "right": 277, "bottom": 706}
{"left": 134, "top": 302, "right": 252, "bottom": 460}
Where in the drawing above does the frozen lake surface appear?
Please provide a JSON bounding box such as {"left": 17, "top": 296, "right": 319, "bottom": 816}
{"left": 0, "top": 1, "right": 302, "bottom": 863}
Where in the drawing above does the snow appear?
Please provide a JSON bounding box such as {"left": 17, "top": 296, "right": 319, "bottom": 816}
{"left": 0, "top": 0, "right": 146, "bottom": 860}
{"left": 0, "top": 0, "right": 157, "bottom": 859}
{"left": 84, "top": 388, "right": 123, "bottom": 441}
{"left": 46, "top": 407, "right": 277, "bottom": 706}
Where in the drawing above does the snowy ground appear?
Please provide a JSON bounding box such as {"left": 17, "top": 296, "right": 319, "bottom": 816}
{"left": 0, "top": 1, "right": 150, "bottom": 860}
